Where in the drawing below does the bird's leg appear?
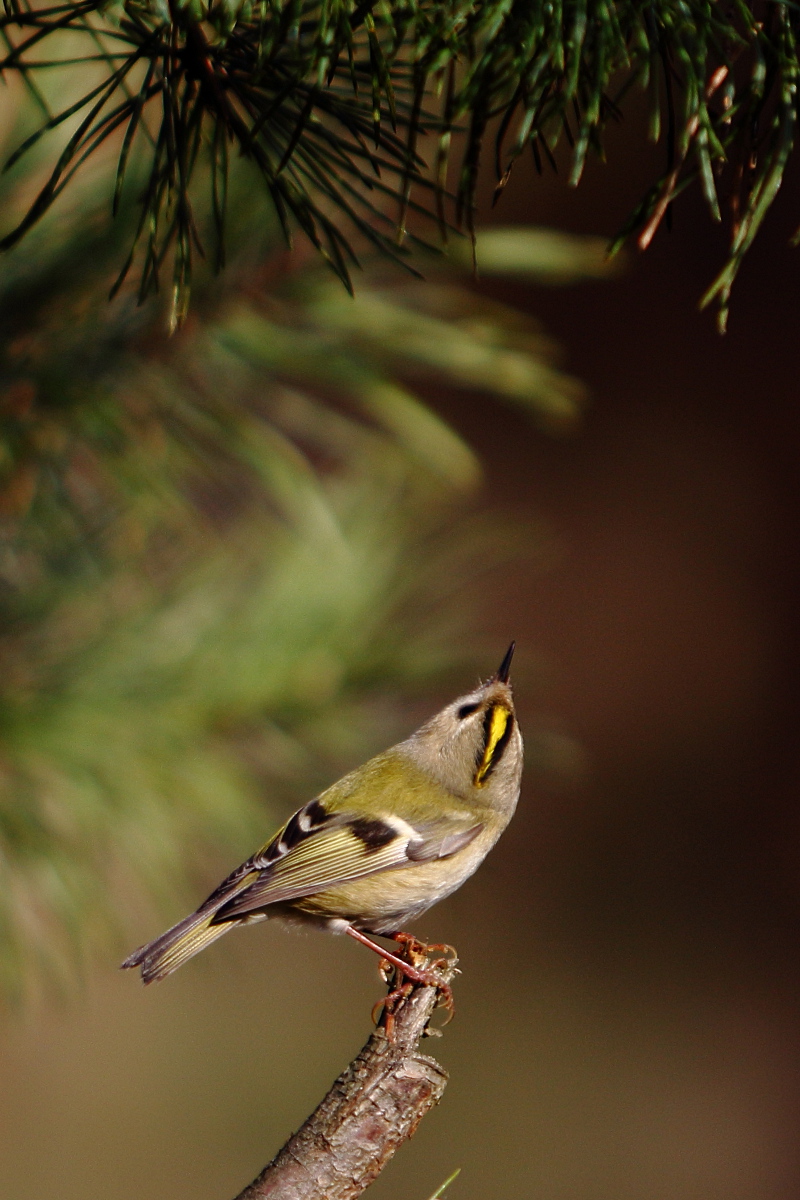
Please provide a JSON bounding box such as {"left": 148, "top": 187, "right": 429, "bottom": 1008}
{"left": 346, "top": 926, "right": 456, "bottom": 1030}
{"left": 346, "top": 925, "right": 441, "bottom": 983}
{"left": 347, "top": 926, "right": 420, "bottom": 1034}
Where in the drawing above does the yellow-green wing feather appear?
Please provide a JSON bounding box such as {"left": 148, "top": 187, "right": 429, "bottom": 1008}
{"left": 214, "top": 822, "right": 412, "bottom": 918}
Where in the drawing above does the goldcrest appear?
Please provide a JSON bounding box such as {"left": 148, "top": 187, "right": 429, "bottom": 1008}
{"left": 123, "top": 643, "right": 522, "bottom": 985}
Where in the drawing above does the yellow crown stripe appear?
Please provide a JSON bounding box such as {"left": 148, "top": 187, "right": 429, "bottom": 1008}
{"left": 475, "top": 704, "right": 510, "bottom": 786}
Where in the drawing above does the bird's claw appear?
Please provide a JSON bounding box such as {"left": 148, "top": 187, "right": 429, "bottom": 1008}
{"left": 372, "top": 932, "right": 457, "bottom": 1037}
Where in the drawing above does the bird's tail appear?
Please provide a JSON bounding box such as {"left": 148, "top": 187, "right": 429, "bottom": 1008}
{"left": 121, "top": 909, "right": 233, "bottom": 984}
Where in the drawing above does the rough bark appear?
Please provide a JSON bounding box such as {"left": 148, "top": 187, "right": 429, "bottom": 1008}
{"left": 232, "top": 977, "right": 453, "bottom": 1200}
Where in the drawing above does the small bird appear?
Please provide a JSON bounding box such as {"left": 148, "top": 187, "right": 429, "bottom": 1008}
{"left": 122, "top": 643, "right": 522, "bottom": 992}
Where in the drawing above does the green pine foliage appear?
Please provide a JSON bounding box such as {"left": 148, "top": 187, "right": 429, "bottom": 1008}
{"left": 0, "top": 0, "right": 798, "bottom": 328}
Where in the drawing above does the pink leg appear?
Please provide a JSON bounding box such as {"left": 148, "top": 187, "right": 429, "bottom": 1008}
{"left": 345, "top": 925, "right": 440, "bottom": 985}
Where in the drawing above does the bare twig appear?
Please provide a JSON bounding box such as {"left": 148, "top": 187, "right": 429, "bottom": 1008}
{"left": 233, "top": 971, "right": 455, "bottom": 1200}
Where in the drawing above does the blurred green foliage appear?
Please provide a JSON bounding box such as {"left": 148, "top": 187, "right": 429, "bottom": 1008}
{"left": 0, "top": 103, "right": 611, "bottom": 1002}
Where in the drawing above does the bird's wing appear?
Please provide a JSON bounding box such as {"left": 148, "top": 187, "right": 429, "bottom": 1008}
{"left": 212, "top": 800, "right": 483, "bottom": 921}
{"left": 121, "top": 792, "right": 482, "bottom": 983}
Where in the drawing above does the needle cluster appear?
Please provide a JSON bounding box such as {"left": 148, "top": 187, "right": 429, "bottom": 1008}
{"left": 0, "top": 1, "right": 798, "bottom": 327}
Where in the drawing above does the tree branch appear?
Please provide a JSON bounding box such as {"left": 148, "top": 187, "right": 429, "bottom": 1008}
{"left": 232, "top": 973, "right": 454, "bottom": 1200}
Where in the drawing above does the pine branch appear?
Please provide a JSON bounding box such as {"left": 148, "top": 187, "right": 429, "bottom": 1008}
{"left": 1, "top": 2, "right": 798, "bottom": 326}
{"left": 232, "top": 972, "right": 454, "bottom": 1200}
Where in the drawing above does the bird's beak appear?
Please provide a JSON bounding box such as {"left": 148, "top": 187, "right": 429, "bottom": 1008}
{"left": 495, "top": 641, "right": 515, "bottom": 684}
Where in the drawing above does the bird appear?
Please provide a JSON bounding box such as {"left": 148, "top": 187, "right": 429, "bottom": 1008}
{"left": 122, "top": 643, "right": 523, "bottom": 996}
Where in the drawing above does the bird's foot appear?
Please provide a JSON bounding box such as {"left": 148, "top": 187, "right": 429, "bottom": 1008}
{"left": 346, "top": 925, "right": 457, "bottom": 1037}
{"left": 391, "top": 931, "right": 459, "bottom": 974}
{"left": 371, "top": 972, "right": 415, "bottom": 1036}
{"left": 372, "top": 965, "right": 454, "bottom": 1038}
{"left": 378, "top": 932, "right": 457, "bottom": 1034}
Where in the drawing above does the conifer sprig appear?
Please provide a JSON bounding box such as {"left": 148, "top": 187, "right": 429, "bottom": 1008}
{"left": 1, "top": 1, "right": 799, "bottom": 328}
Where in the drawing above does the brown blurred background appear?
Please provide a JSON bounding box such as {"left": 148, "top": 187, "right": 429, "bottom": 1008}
{"left": 1, "top": 102, "right": 799, "bottom": 1200}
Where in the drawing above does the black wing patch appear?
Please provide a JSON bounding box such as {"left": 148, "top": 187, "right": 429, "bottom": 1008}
{"left": 349, "top": 817, "right": 397, "bottom": 852}
{"left": 253, "top": 797, "right": 336, "bottom": 869}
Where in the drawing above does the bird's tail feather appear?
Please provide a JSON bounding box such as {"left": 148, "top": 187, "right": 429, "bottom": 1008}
{"left": 122, "top": 909, "right": 233, "bottom": 984}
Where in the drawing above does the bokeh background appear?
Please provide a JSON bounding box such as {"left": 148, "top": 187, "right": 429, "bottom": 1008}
{"left": 1, "top": 59, "right": 799, "bottom": 1200}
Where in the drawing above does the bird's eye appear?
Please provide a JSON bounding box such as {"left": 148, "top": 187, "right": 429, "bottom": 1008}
{"left": 457, "top": 702, "right": 480, "bottom": 719}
